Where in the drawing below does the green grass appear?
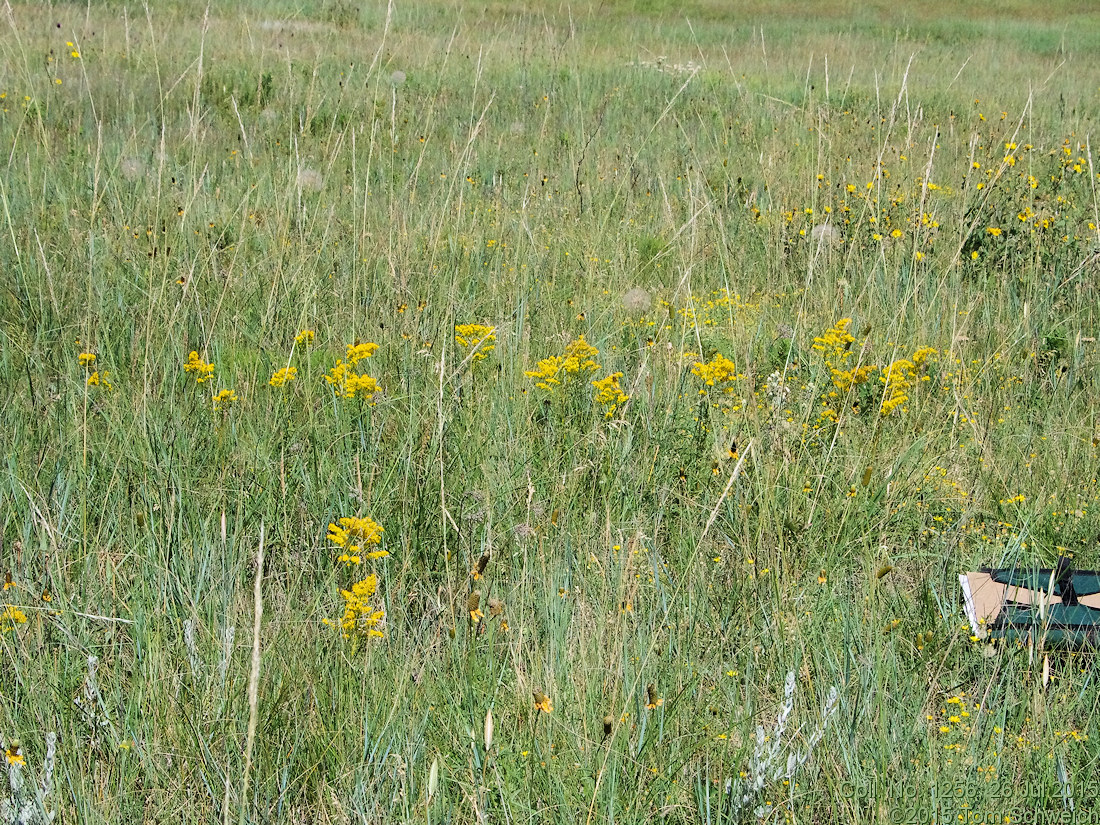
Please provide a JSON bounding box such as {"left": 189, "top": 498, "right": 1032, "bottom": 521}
{"left": 1, "top": 0, "right": 1099, "bottom": 822}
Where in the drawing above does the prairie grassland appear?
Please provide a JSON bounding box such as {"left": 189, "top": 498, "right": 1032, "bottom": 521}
{"left": 1, "top": 1, "right": 1099, "bottom": 822}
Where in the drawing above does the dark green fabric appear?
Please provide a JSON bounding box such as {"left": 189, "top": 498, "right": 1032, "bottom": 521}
{"left": 990, "top": 604, "right": 1100, "bottom": 647}
{"left": 983, "top": 567, "right": 1100, "bottom": 598}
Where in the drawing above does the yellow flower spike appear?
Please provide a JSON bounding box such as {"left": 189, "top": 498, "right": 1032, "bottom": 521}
{"left": 455, "top": 324, "right": 497, "bottom": 362}
{"left": 213, "top": 388, "right": 238, "bottom": 412}
{"left": 336, "top": 574, "right": 385, "bottom": 638}
{"left": 78, "top": 352, "right": 96, "bottom": 368}
{"left": 269, "top": 366, "right": 297, "bottom": 387}
{"left": 86, "top": 371, "right": 113, "bottom": 391}
{"left": 691, "top": 353, "right": 738, "bottom": 391}
{"left": 327, "top": 517, "right": 384, "bottom": 552}
{"left": 525, "top": 336, "right": 600, "bottom": 392}
{"left": 295, "top": 329, "right": 315, "bottom": 346}
{"left": 346, "top": 342, "right": 379, "bottom": 365}
{"left": 0, "top": 604, "right": 27, "bottom": 632}
{"left": 592, "top": 372, "right": 629, "bottom": 416}
{"left": 183, "top": 351, "right": 215, "bottom": 383}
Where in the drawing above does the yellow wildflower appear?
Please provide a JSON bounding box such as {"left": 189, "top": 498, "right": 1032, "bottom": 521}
{"left": 525, "top": 335, "right": 600, "bottom": 391}
{"left": 346, "top": 342, "right": 379, "bottom": 365}
{"left": 184, "top": 351, "right": 215, "bottom": 383}
{"left": 645, "top": 684, "right": 663, "bottom": 710}
{"left": 468, "top": 590, "right": 485, "bottom": 623}
{"left": 269, "top": 366, "right": 297, "bottom": 387}
{"left": 325, "top": 361, "right": 380, "bottom": 400}
{"left": 4, "top": 743, "right": 23, "bottom": 766}
{"left": 1, "top": 605, "right": 27, "bottom": 632}
{"left": 295, "top": 329, "right": 315, "bottom": 346}
{"left": 337, "top": 574, "right": 385, "bottom": 638}
{"left": 533, "top": 690, "right": 553, "bottom": 713}
{"left": 561, "top": 335, "right": 600, "bottom": 373}
{"left": 78, "top": 352, "right": 96, "bottom": 367}
{"left": 327, "top": 516, "right": 387, "bottom": 558}
{"left": 592, "top": 372, "right": 629, "bottom": 416}
{"left": 812, "top": 318, "right": 855, "bottom": 361}
{"left": 455, "top": 324, "right": 497, "bottom": 362}
{"left": 86, "top": 371, "right": 113, "bottom": 391}
{"left": 213, "top": 388, "right": 238, "bottom": 412}
{"left": 691, "top": 353, "right": 738, "bottom": 391}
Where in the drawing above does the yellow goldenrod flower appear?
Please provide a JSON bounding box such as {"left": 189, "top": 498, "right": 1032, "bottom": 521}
{"left": 78, "top": 352, "right": 96, "bottom": 367}
{"left": 269, "top": 366, "right": 297, "bottom": 387}
{"left": 346, "top": 342, "right": 379, "bottom": 365}
{"left": 184, "top": 351, "right": 215, "bottom": 383}
{"left": 295, "top": 329, "right": 315, "bottom": 346}
{"left": 592, "top": 372, "right": 629, "bottom": 416}
{"left": 213, "top": 388, "right": 238, "bottom": 412}
{"left": 525, "top": 336, "right": 600, "bottom": 391}
{"left": 325, "top": 361, "right": 380, "bottom": 400}
{"left": 812, "top": 318, "right": 855, "bottom": 360}
{"left": 691, "top": 353, "right": 737, "bottom": 391}
{"left": 327, "top": 516, "right": 387, "bottom": 558}
{"left": 337, "top": 574, "right": 385, "bottom": 638}
{"left": 0, "top": 605, "right": 27, "bottom": 633}
{"left": 86, "top": 371, "right": 113, "bottom": 391}
{"left": 455, "top": 324, "right": 497, "bottom": 362}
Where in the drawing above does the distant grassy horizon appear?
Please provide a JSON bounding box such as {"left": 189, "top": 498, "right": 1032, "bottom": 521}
{"left": 0, "top": 1, "right": 1098, "bottom": 823}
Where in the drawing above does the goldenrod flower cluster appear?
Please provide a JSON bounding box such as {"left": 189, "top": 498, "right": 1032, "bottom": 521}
{"left": 879, "top": 347, "right": 937, "bottom": 415}
{"left": 691, "top": 352, "right": 738, "bottom": 392}
{"left": 326, "top": 515, "right": 388, "bottom": 639}
{"left": 811, "top": 318, "right": 856, "bottom": 358}
{"left": 327, "top": 516, "right": 387, "bottom": 562}
{"left": 184, "top": 351, "right": 215, "bottom": 383}
{"left": 0, "top": 605, "right": 27, "bottom": 633}
{"left": 592, "top": 372, "right": 629, "bottom": 417}
{"left": 812, "top": 318, "right": 877, "bottom": 393}
{"left": 325, "top": 342, "right": 381, "bottom": 399}
{"left": 87, "top": 371, "right": 112, "bottom": 391}
{"left": 346, "top": 342, "right": 379, "bottom": 364}
{"left": 295, "top": 329, "right": 315, "bottom": 346}
{"left": 78, "top": 352, "right": 97, "bottom": 367}
{"left": 268, "top": 366, "right": 297, "bottom": 387}
{"left": 213, "top": 388, "right": 238, "bottom": 411}
{"left": 337, "top": 574, "right": 385, "bottom": 638}
{"left": 525, "top": 335, "right": 600, "bottom": 391}
{"left": 455, "top": 324, "right": 496, "bottom": 362}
